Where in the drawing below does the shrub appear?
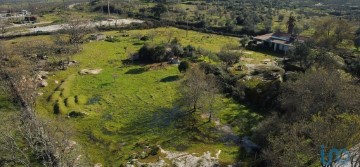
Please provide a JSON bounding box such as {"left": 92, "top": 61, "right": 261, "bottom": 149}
{"left": 65, "top": 97, "right": 77, "bottom": 108}
{"left": 217, "top": 51, "right": 241, "bottom": 66}
{"left": 183, "top": 45, "right": 196, "bottom": 58}
{"left": 140, "top": 36, "right": 149, "bottom": 41}
{"left": 75, "top": 95, "right": 88, "bottom": 105}
{"left": 54, "top": 98, "right": 67, "bottom": 114}
{"left": 68, "top": 111, "right": 86, "bottom": 118}
{"left": 138, "top": 45, "right": 168, "bottom": 63}
{"left": 178, "top": 61, "right": 190, "bottom": 73}
{"left": 48, "top": 91, "right": 61, "bottom": 103}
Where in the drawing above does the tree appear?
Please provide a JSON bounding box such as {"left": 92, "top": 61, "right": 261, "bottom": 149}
{"left": 204, "top": 74, "right": 218, "bottom": 122}
{"left": 180, "top": 65, "right": 207, "bottom": 113}
{"left": 278, "top": 14, "right": 284, "bottom": 21}
{"left": 313, "top": 17, "right": 353, "bottom": 49}
{"left": 178, "top": 61, "right": 189, "bottom": 73}
{"left": 0, "top": 41, "right": 8, "bottom": 60}
{"left": 286, "top": 15, "right": 296, "bottom": 34}
{"left": 240, "top": 36, "right": 250, "bottom": 47}
{"left": 62, "top": 16, "right": 93, "bottom": 49}
{"left": 288, "top": 42, "right": 314, "bottom": 69}
{"left": 0, "top": 19, "right": 10, "bottom": 37}
{"left": 260, "top": 69, "right": 360, "bottom": 167}
{"left": 355, "top": 38, "right": 360, "bottom": 51}
{"left": 355, "top": 31, "right": 360, "bottom": 51}
{"left": 151, "top": 3, "right": 167, "bottom": 19}
{"left": 217, "top": 51, "right": 241, "bottom": 67}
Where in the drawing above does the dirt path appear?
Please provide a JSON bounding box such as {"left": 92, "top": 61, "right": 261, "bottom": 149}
{"left": 28, "top": 19, "right": 144, "bottom": 33}
{"left": 201, "top": 113, "right": 240, "bottom": 145}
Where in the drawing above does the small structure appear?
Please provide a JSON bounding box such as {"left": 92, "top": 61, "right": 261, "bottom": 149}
{"left": 20, "top": 10, "right": 31, "bottom": 16}
{"left": 253, "top": 32, "right": 309, "bottom": 53}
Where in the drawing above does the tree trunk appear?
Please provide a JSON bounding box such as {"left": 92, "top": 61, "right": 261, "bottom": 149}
{"left": 208, "top": 111, "right": 212, "bottom": 122}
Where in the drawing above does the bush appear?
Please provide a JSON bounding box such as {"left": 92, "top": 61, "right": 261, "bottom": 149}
{"left": 183, "top": 45, "right": 196, "bottom": 58}
{"left": 138, "top": 45, "right": 169, "bottom": 63}
{"left": 68, "top": 111, "right": 86, "bottom": 118}
{"left": 178, "top": 61, "right": 190, "bottom": 73}
{"left": 54, "top": 98, "right": 67, "bottom": 114}
{"left": 48, "top": 91, "right": 61, "bottom": 103}
{"left": 140, "top": 36, "right": 149, "bottom": 41}
{"left": 217, "top": 51, "right": 241, "bottom": 66}
{"left": 75, "top": 95, "right": 88, "bottom": 105}
{"left": 65, "top": 96, "right": 77, "bottom": 108}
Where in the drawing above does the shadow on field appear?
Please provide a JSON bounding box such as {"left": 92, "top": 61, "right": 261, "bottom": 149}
{"left": 125, "top": 68, "right": 147, "bottom": 74}
{"left": 160, "top": 75, "right": 179, "bottom": 82}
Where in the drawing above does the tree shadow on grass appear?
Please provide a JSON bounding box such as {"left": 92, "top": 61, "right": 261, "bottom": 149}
{"left": 98, "top": 82, "right": 112, "bottom": 88}
{"left": 160, "top": 75, "right": 180, "bottom": 82}
{"left": 114, "top": 106, "right": 199, "bottom": 143}
{"left": 125, "top": 68, "right": 147, "bottom": 74}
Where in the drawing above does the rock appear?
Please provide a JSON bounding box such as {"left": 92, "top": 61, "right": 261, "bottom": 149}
{"left": 38, "top": 71, "right": 49, "bottom": 78}
{"left": 39, "top": 80, "right": 48, "bottom": 87}
{"left": 262, "top": 59, "right": 272, "bottom": 64}
{"left": 79, "top": 69, "right": 102, "bottom": 75}
{"left": 37, "top": 92, "right": 44, "bottom": 96}
{"left": 68, "top": 60, "right": 79, "bottom": 66}
{"left": 172, "top": 151, "right": 220, "bottom": 167}
{"left": 243, "top": 75, "right": 252, "bottom": 81}
{"left": 55, "top": 80, "right": 59, "bottom": 84}
{"left": 94, "top": 163, "right": 102, "bottom": 167}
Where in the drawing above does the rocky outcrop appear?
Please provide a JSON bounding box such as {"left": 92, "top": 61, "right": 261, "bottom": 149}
{"left": 79, "top": 69, "right": 102, "bottom": 75}
{"left": 130, "top": 146, "right": 221, "bottom": 167}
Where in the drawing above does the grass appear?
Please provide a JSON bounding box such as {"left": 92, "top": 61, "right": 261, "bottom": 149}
{"left": 29, "top": 27, "right": 265, "bottom": 165}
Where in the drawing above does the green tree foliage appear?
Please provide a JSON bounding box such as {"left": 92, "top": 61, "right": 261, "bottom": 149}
{"left": 178, "top": 61, "right": 190, "bottom": 73}
{"left": 151, "top": 3, "right": 167, "bottom": 19}
{"left": 288, "top": 42, "right": 315, "bottom": 69}
{"left": 217, "top": 51, "right": 241, "bottom": 67}
{"left": 286, "top": 15, "right": 296, "bottom": 34}
{"left": 313, "top": 17, "right": 353, "bottom": 49}
{"left": 240, "top": 36, "right": 250, "bottom": 47}
{"left": 355, "top": 28, "right": 360, "bottom": 51}
{"left": 180, "top": 65, "right": 207, "bottom": 113}
{"left": 355, "top": 37, "right": 360, "bottom": 51}
{"left": 259, "top": 69, "right": 360, "bottom": 167}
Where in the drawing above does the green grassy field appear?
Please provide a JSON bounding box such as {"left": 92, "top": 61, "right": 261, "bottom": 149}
{"left": 29, "top": 27, "right": 265, "bottom": 165}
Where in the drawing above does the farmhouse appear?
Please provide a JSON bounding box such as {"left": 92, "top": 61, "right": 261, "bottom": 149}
{"left": 253, "top": 32, "right": 309, "bottom": 53}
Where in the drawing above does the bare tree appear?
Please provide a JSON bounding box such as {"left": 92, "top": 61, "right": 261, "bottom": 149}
{"left": 204, "top": 74, "right": 218, "bottom": 122}
{"left": 62, "top": 16, "right": 93, "bottom": 50}
{"left": 0, "top": 41, "right": 8, "bottom": 60}
{"left": 180, "top": 65, "right": 207, "bottom": 114}
{"left": 0, "top": 19, "right": 11, "bottom": 37}
{"left": 0, "top": 51, "right": 88, "bottom": 166}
